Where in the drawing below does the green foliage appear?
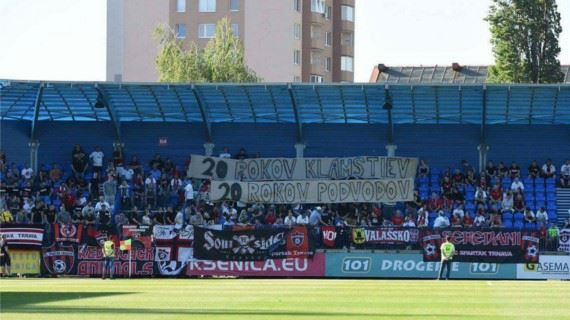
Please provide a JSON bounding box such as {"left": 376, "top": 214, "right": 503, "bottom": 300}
{"left": 154, "top": 18, "right": 258, "bottom": 83}
{"left": 486, "top": 0, "right": 564, "bottom": 83}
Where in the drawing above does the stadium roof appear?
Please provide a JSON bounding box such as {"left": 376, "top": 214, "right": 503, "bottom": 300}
{"left": 369, "top": 64, "right": 570, "bottom": 84}
{"left": 1, "top": 80, "right": 569, "bottom": 141}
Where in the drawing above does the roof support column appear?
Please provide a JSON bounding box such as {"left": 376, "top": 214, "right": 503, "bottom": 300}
{"left": 384, "top": 85, "right": 397, "bottom": 156}
{"left": 29, "top": 83, "right": 44, "bottom": 172}
{"left": 478, "top": 85, "right": 489, "bottom": 172}
{"left": 95, "top": 85, "right": 122, "bottom": 142}
{"left": 288, "top": 83, "right": 305, "bottom": 158}
{"left": 191, "top": 85, "right": 213, "bottom": 143}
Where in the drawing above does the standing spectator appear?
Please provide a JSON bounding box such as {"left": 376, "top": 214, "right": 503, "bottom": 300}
{"left": 102, "top": 176, "right": 117, "bottom": 208}
{"left": 452, "top": 205, "right": 465, "bottom": 219}
{"left": 418, "top": 159, "right": 429, "bottom": 176}
{"left": 284, "top": 210, "right": 296, "bottom": 227}
{"left": 535, "top": 207, "right": 549, "bottom": 229}
{"left": 560, "top": 160, "right": 570, "bottom": 188}
{"left": 391, "top": 210, "right": 404, "bottom": 226}
{"left": 542, "top": 159, "right": 556, "bottom": 179}
{"left": 145, "top": 175, "right": 157, "bottom": 207}
{"left": 0, "top": 234, "right": 11, "bottom": 277}
{"left": 49, "top": 163, "right": 62, "bottom": 181}
{"left": 89, "top": 146, "right": 104, "bottom": 174}
{"left": 21, "top": 164, "right": 33, "bottom": 180}
{"left": 523, "top": 208, "right": 536, "bottom": 223}
{"left": 234, "top": 148, "right": 248, "bottom": 160}
{"left": 129, "top": 156, "right": 142, "bottom": 176}
{"left": 473, "top": 210, "right": 487, "bottom": 228}
{"left": 546, "top": 224, "right": 560, "bottom": 251}
{"left": 497, "top": 162, "right": 508, "bottom": 178}
{"left": 501, "top": 191, "right": 514, "bottom": 212}
{"left": 112, "top": 145, "right": 123, "bottom": 167}
{"left": 510, "top": 177, "right": 524, "bottom": 193}
{"left": 149, "top": 154, "right": 164, "bottom": 171}
{"left": 485, "top": 160, "right": 497, "bottom": 177}
{"left": 433, "top": 211, "right": 450, "bottom": 229}
{"left": 428, "top": 192, "right": 443, "bottom": 212}
{"left": 219, "top": 147, "right": 231, "bottom": 159}
{"left": 71, "top": 144, "right": 88, "bottom": 178}
{"left": 403, "top": 214, "right": 416, "bottom": 228}
{"left": 513, "top": 194, "right": 525, "bottom": 212}
{"left": 474, "top": 187, "right": 488, "bottom": 206}
{"left": 437, "top": 236, "right": 455, "bottom": 280}
{"left": 184, "top": 179, "right": 194, "bottom": 206}
{"left": 509, "top": 161, "right": 521, "bottom": 179}
{"left": 416, "top": 205, "right": 428, "bottom": 228}
{"left": 528, "top": 160, "right": 540, "bottom": 179}
{"left": 489, "top": 185, "right": 502, "bottom": 205}
{"left": 56, "top": 208, "right": 71, "bottom": 224}
{"left": 296, "top": 210, "right": 309, "bottom": 225}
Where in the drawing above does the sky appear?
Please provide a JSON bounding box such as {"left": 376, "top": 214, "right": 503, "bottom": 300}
{"left": 0, "top": 0, "right": 569, "bottom": 83}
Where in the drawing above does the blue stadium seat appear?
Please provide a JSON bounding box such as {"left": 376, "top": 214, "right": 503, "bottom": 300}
{"left": 465, "top": 193, "right": 475, "bottom": 201}
{"left": 514, "top": 212, "right": 524, "bottom": 221}
{"left": 503, "top": 220, "right": 513, "bottom": 228}
{"left": 465, "top": 202, "right": 475, "bottom": 211}
{"left": 523, "top": 177, "right": 534, "bottom": 186}
{"left": 548, "top": 211, "right": 557, "bottom": 221}
{"left": 535, "top": 201, "right": 546, "bottom": 210}
{"left": 514, "top": 221, "right": 524, "bottom": 229}
{"left": 502, "top": 212, "right": 513, "bottom": 221}
{"left": 525, "top": 222, "right": 537, "bottom": 230}
{"left": 547, "top": 203, "right": 557, "bottom": 211}
{"left": 546, "top": 185, "right": 556, "bottom": 193}
{"left": 429, "top": 211, "right": 438, "bottom": 219}
{"left": 546, "top": 193, "right": 556, "bottom": 201}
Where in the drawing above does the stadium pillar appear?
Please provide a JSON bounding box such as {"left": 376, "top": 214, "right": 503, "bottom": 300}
{"left": 294, "top": 143, "right": 305, "bottom": 158}
{"left": 385, "top": 144, "right": 398, "bottom": 157}
{"left": 477, "top": 144, "right": 489, "bottom": 173}
{"left": 204, "top": 143, "right": 215, "bottom": 156}
{"left": 28, "top": 140, "right": 40, "bottom": 173}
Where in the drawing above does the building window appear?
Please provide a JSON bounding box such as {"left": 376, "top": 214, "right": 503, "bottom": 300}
{"left": 311, "top": 0, "right": 325, "bottom": 14}
{"left": 325, "top": 32, "right": 332, "bottom": 46}
{"left": 341, "top": 5, "right": 354, "bottom": 22}
{"left": 199, "top": 0, "right": 216, "bottom": 12}
{"left": 230, "top": 0, "right": 239, "bottom": 11}
{"left": 199, "top": 24, "right": 216, "bottom": 38}
{"left": 310, "top": 24, "right": 321, "bottom": 39}
{"left": 175, "top": 24, "right": 187, "bottom": 39}
{"left": 325, "top": 6, "right": 332, "bottom": 19}
{"left": 231, "top": 24, "right": 239, "bottom": 36}
{"left": 176, "top": 0, "right": 186, "bottom": 12}
{"left": 310, "top": 51, "right": 321, "bottom": 66}
{"left": 341, "top": 32, "right": 353, "bottom": 46}
{"left": 325, "top": 57, "right": 331, "bottom": 72}
{"left": 294, "top": 50, "right": 301, "bottom": 65}
{"left": 341, "top": 56, "right": 353, "bottom": 72}
{"left": 294, "top": 23, "right": 301, "bottom": 40}
{"left": 310, "top": 74, "right": 324, "bottom": 83}
{"left": 294, "top": 0, "right": 301, "bottom": 12}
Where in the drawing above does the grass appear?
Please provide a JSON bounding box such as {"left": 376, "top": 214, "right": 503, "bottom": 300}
{"left": 0, "top": 278, "right": 569, "bottom": 319}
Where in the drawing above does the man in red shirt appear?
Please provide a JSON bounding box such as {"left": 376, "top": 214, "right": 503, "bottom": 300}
{"left": 391, "top": 210, "right": 404, "bottom": 226}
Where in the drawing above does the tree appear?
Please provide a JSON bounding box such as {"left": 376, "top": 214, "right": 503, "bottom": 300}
{"left": 486, "top": 0, "right": 564, "bottom": 83}
{"left": 154, "top": 18, "right": 259, "bottom": 83}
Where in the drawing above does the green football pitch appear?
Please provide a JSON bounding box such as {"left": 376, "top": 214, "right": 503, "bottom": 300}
{"left": 0, "top": 278, "right": 569, "bottom": 319}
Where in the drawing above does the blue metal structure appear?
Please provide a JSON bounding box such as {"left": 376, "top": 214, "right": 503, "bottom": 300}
{"left": 2, "top": 81, "right": 570, "bottom": 142}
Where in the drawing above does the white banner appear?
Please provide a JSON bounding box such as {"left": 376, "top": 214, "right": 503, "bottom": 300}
{"left": 516, "top": 255, "right": 570, "bottom": 279}
{"left": 153, "top": 225, "right": 194, "bottom": 241}
{"left": 559, "top": 229, "right": 570, "bottom": 253}
{"left": 0, "top": 226, "right": 44, "bottom": 247}
{"left": 210, "top": 178, "right": 414, "bottom": 204}
{"left": 189, "top": 155, "right": 418, "bottom": 181}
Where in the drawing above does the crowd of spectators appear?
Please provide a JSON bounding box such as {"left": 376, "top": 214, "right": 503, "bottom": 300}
{"left": 0, "top": 148, "right": 569, "bottom": 240}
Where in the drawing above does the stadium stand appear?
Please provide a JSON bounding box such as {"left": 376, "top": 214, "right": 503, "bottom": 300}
{"left": 1, "top": 81, "right": 569, "bottom": 243}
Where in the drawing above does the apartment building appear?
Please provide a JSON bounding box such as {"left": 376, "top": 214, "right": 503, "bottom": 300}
{"left": 106, "top": 0, "right": 355, "bottom": 83}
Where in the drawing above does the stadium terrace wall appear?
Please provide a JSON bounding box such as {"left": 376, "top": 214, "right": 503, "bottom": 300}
{"left": 1, "top": 121, "right": 569, "bottom": 169}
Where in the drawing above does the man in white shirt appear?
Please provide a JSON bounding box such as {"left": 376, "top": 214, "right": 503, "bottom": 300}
{"left": 94, "top": 196, "right": 110, "bottom": 214}
{"left": 542, "top": 159, "right": 556, "bottom": 178}
{"left": 184, "top": 180, "right": 194, "bottom": 205}
{"left": 296, "top": 210, "right": 310, "bottom": 225}
{"left": 21, "top": 166, "right": 33, "bottom": 180}
{"left": 284, "top": 210, "right": 297, "bottom": 227}
{"left": 219, "top": 147, "right": 231, "bottom": 159}
{"left": 452, "top": 205, "right": 465, "bottom": 219}
{"left": 89, "top": 146, "right": 104, "bottom": 173}
{"left": 433, "top": 211, "right": 450, "bottom": 229}
{"left": 510, "top": 177, "right": 525, "bottom": 192}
